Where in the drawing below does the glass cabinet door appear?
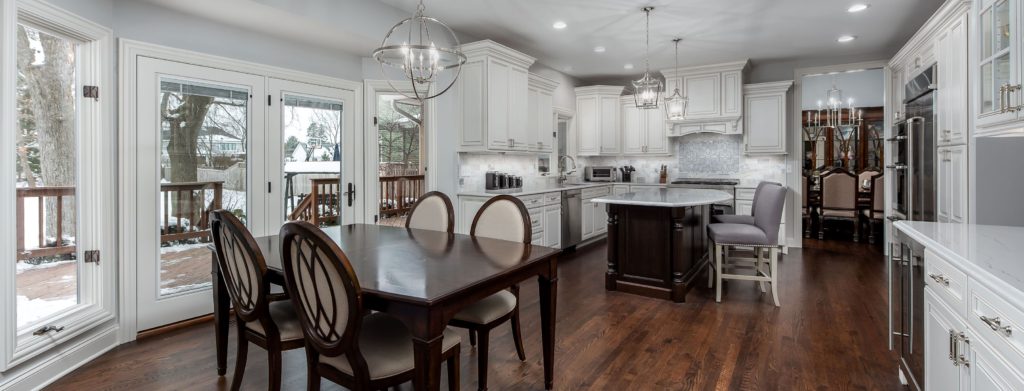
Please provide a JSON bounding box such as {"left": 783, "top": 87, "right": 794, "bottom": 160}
{"left": 977, "top": 0, "right": 1020, "bottom": 126}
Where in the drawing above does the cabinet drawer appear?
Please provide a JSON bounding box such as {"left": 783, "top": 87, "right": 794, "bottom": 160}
{"left": 924, "top": 249, "right": 967, "bottom": 312}
{"left": 542, "top": 192, "right": 561, "bottom": 206}
{"left": 736, "top": 187, "right": 756, "bottom": 200}
{"left": 519, "top": 194, "right": 544, "bottom": 208}
{"left": 967, "top": 277, "right": 1024, "bottom": 367}
{"left": 532, "top": 231, "right": 544, "bottom": 244}
{"left": 582, "top": 185, "right": 610, "bottom": 199}
{"left": 528, "top": 207, "right": 543, "bottom": 230}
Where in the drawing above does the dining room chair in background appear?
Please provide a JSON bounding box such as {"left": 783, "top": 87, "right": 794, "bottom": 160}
{"left": 279, "top": 221, "right": 462, "bottom": 391}
{"left": 863, "top": 173, "right": 885, "bottom": 243}
{"left": 455, "top": 194, "right": 531, "bottom": 391}
{"left": 210, "top": 210, "right": 305, "bottom": 391}
{"left": 406, "top": 191, "right": 455, "bottom": 233}
{"left": 818, "top": 168, "right": 859, "bottom": 241}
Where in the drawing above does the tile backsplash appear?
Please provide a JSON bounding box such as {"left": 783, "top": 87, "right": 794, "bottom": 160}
{"left": 458, "top": 153, "right": 560, "bottom": 189}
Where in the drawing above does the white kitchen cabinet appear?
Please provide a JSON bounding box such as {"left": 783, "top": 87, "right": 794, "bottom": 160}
{"left": 661, "top": 60, "right": 749, "bottom": 137}
{"left": 575, "top": 86, "right": 624, "bottom": 156}
{"left": 582, "top": 198, "right": 594, "bottom": 238}
{"left": 612, "top": 185, "right": 630, "bottom": 195}
{"left": 543, "top": 204, "right": 561, "bottom": 248}
{"left": 581, "top": 185, "right": 611, "bottom": 240}
{"left": 456, "top": 40, "right": 536, "bottom": 152}
{"left": 936, "top": 12, "right": 969, "bottom": 146}
{"left": 456, "top": 196, "right": 489, "bottom": 234}
{"left": 594, "top": 202, "right": 608, "bottom": 235}
{"left": 966, "top": 335, "right": 1024, "bottom": 391}
{"left": 924, "top": 289, "right": 967, "bottom": 391}
{"left": 620, "top": 97, "right": 669, "bottom": 155}
{"left": 528, "top": 73, "right": 558, "bottom": 153}
{"left": 974, "top": 0, "right": 1024, "bottom": 135}
{"left": 937, "top": 145, "right": 968, "bottom": 224}
{"left": 743, "top": 81, "right": 792, "bottom": 155}
{"left": 735, "top": 199, "right": 753, "bottom": 216}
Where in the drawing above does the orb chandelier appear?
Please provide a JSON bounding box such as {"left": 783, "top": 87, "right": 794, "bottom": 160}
{"left": 372, "top": 0, "right": 467, "bottom": 101}
{"left": 632, "top": 6, "right": 663, "bottom": 109}
{"left": 664, "top": 38, "right": 688, "bottom": 120}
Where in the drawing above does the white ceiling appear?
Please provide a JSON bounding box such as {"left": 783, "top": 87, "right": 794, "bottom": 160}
{"left": 379, "top": 0, "right": 945, "bottom": 80}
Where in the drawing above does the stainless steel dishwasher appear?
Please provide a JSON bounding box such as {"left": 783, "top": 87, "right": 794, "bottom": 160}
{"left": 561, "top": 189, "right": 582, "bottom": 248}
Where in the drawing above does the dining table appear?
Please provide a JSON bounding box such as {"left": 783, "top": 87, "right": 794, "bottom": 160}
{"left": 211, "top": 224, "right": 561, "bottom": 391}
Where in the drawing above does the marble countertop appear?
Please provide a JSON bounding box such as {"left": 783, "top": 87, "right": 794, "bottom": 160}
{"left": 590, "top": 188, "right": 733, "bottom": 207}
{"left": 457, "top": 182, "right": 613, "bottom": 197}
{"left": 893, "top": 221, "right": 1024, "bottom": 307}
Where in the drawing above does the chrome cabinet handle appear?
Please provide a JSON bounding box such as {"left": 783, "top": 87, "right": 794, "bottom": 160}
{"left": 929, "top": 273, "right": 950, "bottom": 286}
{"left": 1000, "top": 84, "right": 1008, "bottom": 113}
{"left": 954, "top": 331, "right": 970, "bottom": 367}
{"left": 980, "top": 315, "right": 1013, "bottom": 336}
{"left": 886, "top": 164, "right": 908, "bottom": 171}
{"left": 948, "top": 329, "right": 957, "bottom": 362}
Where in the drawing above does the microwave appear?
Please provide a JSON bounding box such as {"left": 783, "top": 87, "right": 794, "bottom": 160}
{"left": 585, "top": 166, "right": 616, "bottom": 182}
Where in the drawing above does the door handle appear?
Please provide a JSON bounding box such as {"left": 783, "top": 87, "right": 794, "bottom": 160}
{"left": 345, "top": 182, "right": 356, "bottom": 207}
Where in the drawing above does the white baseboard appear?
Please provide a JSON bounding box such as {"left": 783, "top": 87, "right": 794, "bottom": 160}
{"left": 0, "top": 324, "right": 118, "bottom": 391}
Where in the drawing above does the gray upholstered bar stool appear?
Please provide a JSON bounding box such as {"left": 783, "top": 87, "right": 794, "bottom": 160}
{"left": 707, "top": 182, "right": 787, "bottom": 306}
{"left": 709, "top": 181, "right": 780, "bottom": 260}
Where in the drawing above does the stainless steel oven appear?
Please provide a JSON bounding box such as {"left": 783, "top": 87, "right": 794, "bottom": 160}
{"left": 888, "top": 65, "right": 936, "bottom": 223}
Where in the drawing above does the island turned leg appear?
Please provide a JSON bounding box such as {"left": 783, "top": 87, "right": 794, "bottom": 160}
{"left": 671, "top": 205, "right": 707, "bottom": 303}
{"left": 605, "top": 204, "right": 619, "bottom": 291}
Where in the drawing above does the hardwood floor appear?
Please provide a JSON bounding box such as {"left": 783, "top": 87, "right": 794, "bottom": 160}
{"left": 46, "top": 239, "right": 899, "bottom": 390}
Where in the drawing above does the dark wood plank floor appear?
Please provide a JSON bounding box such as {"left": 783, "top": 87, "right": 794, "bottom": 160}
{"left": 46, "top": 239, "right": 899, "bottom": 390}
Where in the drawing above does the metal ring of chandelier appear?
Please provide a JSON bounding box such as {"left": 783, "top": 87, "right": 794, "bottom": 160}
{"left": 372, "top": 5, "right": 467, "bottom": 101}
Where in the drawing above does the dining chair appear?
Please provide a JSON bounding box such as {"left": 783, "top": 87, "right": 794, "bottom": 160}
{"left": 457, "top": 194, "right": 531, "bottom": 391}
{"left": 209, "top": 210, "right": 305, "bottom": 391}
{"left": 818, "top": 168, "right": 859, "bottom": 241}
{"left": 279, "top": 220, "right": 462, "bottom": 391}
{"left": 707, "top": 182, "right": 787, "bottom": 306}
{"left": 862, "top": 173, "right": 885, "bottom": 243}
{"left": 802, "top": 174, "right": 812, "bottom": 238}
{"left": 406, "top": 191, "right": 455, "bottom": 233}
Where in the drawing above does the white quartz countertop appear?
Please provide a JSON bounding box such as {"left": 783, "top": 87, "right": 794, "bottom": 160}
{"left": 893, "top": 221, "right": 1024, "bottom": 305}
{"left": 590, "top": 188, "right": 733, "bottom": 207}
{"left": 457, "top": 182, "right": 613, "bottom": 197}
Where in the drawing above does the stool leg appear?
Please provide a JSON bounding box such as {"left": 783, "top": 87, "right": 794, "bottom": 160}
{"left": 715, "top": 244, "right": 723, "bottom": 303}
{"left": 758, "top": 248, "right": 767, "bottom": 293}
{"left": 770, "top": 247, "right": 780, "bottom": 307}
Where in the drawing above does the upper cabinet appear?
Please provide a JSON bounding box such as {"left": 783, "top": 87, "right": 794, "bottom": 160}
{"left": 662, "top": 60, "right": 749, "bottom": 137}
{"left": 974, "top": 0, "right": 1024, "bottom": 136}
{"left": 456, "top": 40, "right": 536, "bottom": 152}
{"left": 620, "top": 96, "right": 669, "bottom": 155}
{"left": 936, "top": 12, "right": 969, "bottom": 146}
{"left": 575, "top": 86, "right": 623, "bottom": 156}
{"left": 743, "top": 81, "right": 792, "bottom": 155}
{"left": 528, "top": 73, "right": 559, "bottom": 153}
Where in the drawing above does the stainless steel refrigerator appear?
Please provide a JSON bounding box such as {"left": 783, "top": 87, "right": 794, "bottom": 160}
{"left": 890, "top": 65, "right": 937, "bottom": 223}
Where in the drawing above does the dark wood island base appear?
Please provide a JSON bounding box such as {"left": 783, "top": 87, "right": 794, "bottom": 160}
{"left": 604, "top": 203, "right": 711, "bottom": 303}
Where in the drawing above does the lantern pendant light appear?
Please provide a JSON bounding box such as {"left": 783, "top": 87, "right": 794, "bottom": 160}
{"left": 632, "top": 6, "right": 663, "bottom": 109}
{"left": 664, "top": 38, "right": 688, "bottom": 120}
{"left": 372, "top": 0, "right": 467, "bottom": 101}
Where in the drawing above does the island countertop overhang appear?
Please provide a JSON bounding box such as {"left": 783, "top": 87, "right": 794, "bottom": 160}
{"left": 590, "top": 188, "right": 733, "bottom": 208}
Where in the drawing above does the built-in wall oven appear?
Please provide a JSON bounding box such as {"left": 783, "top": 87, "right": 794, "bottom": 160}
{"left": 890, "top": 228, "right": 925, "bottom": 391}
{"left": 889, "top": 66, "right": 936, "bottom": 223}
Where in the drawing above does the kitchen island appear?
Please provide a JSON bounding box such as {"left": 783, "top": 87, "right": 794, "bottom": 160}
{"left": 592, "top": 188, "right": 733, "bottom": 302}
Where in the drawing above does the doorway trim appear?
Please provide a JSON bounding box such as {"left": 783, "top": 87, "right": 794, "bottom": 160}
{"left": 118, "top": 39, "right": 362, "bottom": 343}
{"left": 791, "top": 60, "right": 888, "bottom": 249}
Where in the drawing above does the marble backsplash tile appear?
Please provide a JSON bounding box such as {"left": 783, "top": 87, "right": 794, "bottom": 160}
{"left": 457, "top": 153, "right": 560, "bottom": 189}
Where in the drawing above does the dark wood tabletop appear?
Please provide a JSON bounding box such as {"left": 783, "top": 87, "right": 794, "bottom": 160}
{"left": 212, "top": 224, "right": 561, "bottom": 391}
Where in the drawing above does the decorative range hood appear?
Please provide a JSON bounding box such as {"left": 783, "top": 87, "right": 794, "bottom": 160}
{"left": 660, "top": 60, "right": 749, "bottom": 137}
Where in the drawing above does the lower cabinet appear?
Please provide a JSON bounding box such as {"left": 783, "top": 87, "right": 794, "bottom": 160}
{"left": 582, "top": 185, "right": 611, "bottom": 240}
{"left": 457, "top": 192, "right": 561, "bottom": 247}
{"left": 543, "top": 204, "right": 561, "bottom": 248}
{"left": 925, "top": 288, "right": 966, "bottom": 391}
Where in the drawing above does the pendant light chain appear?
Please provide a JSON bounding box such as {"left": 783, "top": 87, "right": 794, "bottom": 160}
{"left": 644, "top": 7, "right": 651, "bottom": 74}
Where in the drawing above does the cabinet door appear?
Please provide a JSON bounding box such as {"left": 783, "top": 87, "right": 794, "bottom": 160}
{"left": 459, "top": 61, "right": 486, "bottom": 148}
{"left": 487, "top": 60, "right": 511, "bottom": 149}
{"left": 967, "top": 335, "right": 1024, "bottom": 391}
{"left": 684, "top": 73, "right": 721, "bottom": 118}
{"left": 599, "top": 96, "right": 621, "bottom": 154}
{"left": 645, "top": 105, "right": 669, "bottom": 154}
{"left": 508, "top": 66, "right": 530, "bottom": 150}
{"left": 736, "top": 199, "right": 754, "bottom": 215}
{"left": 527, "top": 87, "right": 540, "bottom": 151}
{"left": 949, "top": 145, "right": 968, "bottom": 223}
{"left": 458, "top": 197, "right": 487, "bottom": 234}
{"left": 577, "top": 96, "right": 600, "bottom": 155}
{"left": 582, "top": 199, "right": 595, "bottom": 238}
{"left": 594, "top": 202, "right": 608, "bottom": 235}
{"left": 976, "top": 0, "right": 1021, "bottom": 129}
{"left": 744, "top": 93, "right": 787, "bottom": 154}
{"left": 544, "top": 205, "right": 560, "bottom": 248}
{"left": 938, "top": 147, "right": 952, "bottom": 223}
{"left": 722, "top": 71, "right": 743, "bottom": 117}
{"left": 924, "top": 290, "right": 963, "bottom": 391}
{"left": 621, "top": 102, "right": 645, "bottom": 154}
{"left": 939, "top": 14, "right": 970, "bottom": 145}
{"left": 539, "top": 92, "right": 554, "bottom": 152}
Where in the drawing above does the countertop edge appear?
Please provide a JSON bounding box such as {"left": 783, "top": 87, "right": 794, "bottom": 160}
{"left": 457, "top": 182, "right": 616, "bottom": 197}
{"left": 893, "top": 221, "right": 1024, "bottom": 312}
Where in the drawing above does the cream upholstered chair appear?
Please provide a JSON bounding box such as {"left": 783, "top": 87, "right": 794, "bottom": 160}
{"left": 819, "top": 168, "right": 859, "bottom": 241}
{"left": 279, "top": 221, "right": 461, "bottom": 391}
{"left": 858, "top": 170, "right": 880, "bottom": 189}
{"left": 455, "top": 195, "right": 531, "bottom": 391}
{"left": 862, "top": 173, "right": 885, "bottom": 243}
{"left": 706, "top": 183, "right": 787, "bottom": 306}
{"left": 210, "top": 210, "right": 304, "bottom": 391}
{"left": 406, "top": 191, "right": 455, "bottom": 233}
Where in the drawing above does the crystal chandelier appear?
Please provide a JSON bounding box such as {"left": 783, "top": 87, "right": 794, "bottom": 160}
{"left": 372, "top": 0, "right": 467, "bottom": 101}
{"left": 632, "top": 7, "right": 663, "bottom": 109}
{"left": 807, "top": 76, "right": 863, "bottom": 128}
{"left": 664, "top": 38, "right": 687, "bottom": 120}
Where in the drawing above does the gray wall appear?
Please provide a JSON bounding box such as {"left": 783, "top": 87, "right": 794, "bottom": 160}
{"left": 801, "top": 69, "right": 885, "bottom": 109}
{"left": 975, "top": 137, "right": 1024, "bottom": 226}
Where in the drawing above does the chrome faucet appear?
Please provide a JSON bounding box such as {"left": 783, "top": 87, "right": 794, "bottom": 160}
{"left": 557, "top": 155, "right": 577, "bottom": 184}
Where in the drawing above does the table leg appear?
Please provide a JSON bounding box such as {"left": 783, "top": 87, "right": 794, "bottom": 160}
{"left": 412, "top": 333, "right": 444, "bottom": 391}
{"left": 538, "top": 259, "right": 558, "bottom": 390}
{"left": 213, "top": 259, "right": 229, "bottom": 376}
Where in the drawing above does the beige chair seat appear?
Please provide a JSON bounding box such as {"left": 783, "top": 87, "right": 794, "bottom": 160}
{"left": 245, "top": 300, "right": 304, "bottom": 342}
{"left": 452, "top": 290, "right": 517, "bottom": 325}
{"left": 320, "top": 313, "right": 461, "bottom": 380}
{"left": 821, "top": 209, "right": 857, "bottom": 218}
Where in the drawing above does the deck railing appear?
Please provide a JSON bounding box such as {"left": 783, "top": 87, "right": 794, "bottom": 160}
{"left": 15, "top": 186, "right": 75, "bottom": 260}
{"left": 379, "top": 174, "right": 424, "bottom": 217}
{"left": 288, "top": 178, "right": 341, "bottom": 226}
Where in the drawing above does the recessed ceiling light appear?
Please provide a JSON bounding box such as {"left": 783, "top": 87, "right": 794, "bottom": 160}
{"left": 837, "top": 35, "right": 857, "bottom": 43}
{"left": 624, "top": 63, "right": 634, "bottom": 70}
{"left": 594, "top": 46, "right": 606, "bottom": 53}
{"left": 552, "top": 21, "right": 567, "bottom": 30}
{"left": 847, "top": 3, "right": 870, "bottom": 13}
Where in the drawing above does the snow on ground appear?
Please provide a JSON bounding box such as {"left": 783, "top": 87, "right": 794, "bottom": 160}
{"left": 17, "top": 295, "right": 76, "bottom": 328}
{"left": 16, "top": 258, "right": 75, "bottom": 272}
